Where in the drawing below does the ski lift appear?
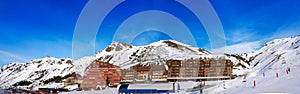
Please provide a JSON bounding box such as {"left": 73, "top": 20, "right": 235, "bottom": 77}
{"left": 281, "top": 57, "right": 286, "bottom": 64}
{"left": 282, "top": 59, "right": 286, "bottom": 64}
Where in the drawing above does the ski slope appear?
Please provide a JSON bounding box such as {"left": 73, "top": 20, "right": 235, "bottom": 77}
{"left": 206, "top": 35, "right": 300, "bottom": 94}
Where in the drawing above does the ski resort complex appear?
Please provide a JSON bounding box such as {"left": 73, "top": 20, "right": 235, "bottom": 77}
{"left": 79, "top": 57, "right": 233, "bottom": 90}
{"left": 0, "top": 36, "right": 299, "bottom": 93}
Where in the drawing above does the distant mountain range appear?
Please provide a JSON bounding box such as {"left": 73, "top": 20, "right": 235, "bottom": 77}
{"left": 1, "top": 35, "right": 299, "bottom": 89}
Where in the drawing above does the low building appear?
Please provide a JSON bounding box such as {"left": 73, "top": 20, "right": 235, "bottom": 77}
{"left": 121, "top": 64, "right": 167, "bottom": 82}
{"left": 133, "top": 64, "right": 151, "bottom": 81}
{"left": 63, "top": 73, "right": 83, "bottom": 87}
{"left": 149, "top": 64, "right": 168, "bottom": 81}
{"left": 121, "top": 67, "right": 137, "bottom": 82}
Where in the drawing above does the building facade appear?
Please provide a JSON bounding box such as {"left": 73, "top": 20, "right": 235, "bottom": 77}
{"left": 121, "top": 64, "right": 167, "bottom": 82}
{"left": 166, "top": 57, "right": 233, "bottom": 80}
{"left": 80, "top": 61, "right": 121, "bottom": 90}
{"left": 63, "top": 73, "right": 83, "bottom": 87}
{"left": 80, "top": 57, "right": 233, "bottom": 89}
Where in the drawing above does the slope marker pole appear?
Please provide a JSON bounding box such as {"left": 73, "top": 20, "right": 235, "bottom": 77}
{"left": 253, "top": 80, "right": 256, "bottom": 88}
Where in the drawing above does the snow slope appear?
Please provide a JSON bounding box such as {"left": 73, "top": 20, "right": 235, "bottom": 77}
{"left": 0, "top": 57, "right": 73, "bottom": 88}
{"left": 4, "top": 37, "right": 294, "bottom": 89}
{"left": 0, "top": 40, "right": 216, "bottom": 88}
{"left": 207, "top": 35, "right": 300, "bottom": 94}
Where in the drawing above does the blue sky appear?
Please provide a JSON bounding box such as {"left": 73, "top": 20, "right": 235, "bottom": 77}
{"left": 0, "top": 0, "right": 300, "bottom": 65}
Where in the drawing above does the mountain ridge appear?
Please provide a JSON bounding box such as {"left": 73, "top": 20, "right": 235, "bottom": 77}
{"left": 1, "top": 36, "right": 299, "bottom": 89}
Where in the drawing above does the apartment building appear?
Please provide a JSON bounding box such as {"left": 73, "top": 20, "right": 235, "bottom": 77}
{"left": 166, "top": 57, "right": 233, "bottom": 80}
{"left": 80, "top": 61, "right": 121, "bottom": 90}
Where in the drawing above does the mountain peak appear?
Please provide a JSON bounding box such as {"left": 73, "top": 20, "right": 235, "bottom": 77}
{"left": 95, "top": 40, "right": 210, "bottom": 68}
{"left": 104, "top": 41, "right": 133, "bottom": 52}
{"left": 143, "top": 40, "right": 194, "bottom": 47}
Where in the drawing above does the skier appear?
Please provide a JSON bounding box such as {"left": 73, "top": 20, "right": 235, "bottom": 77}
{"left": 287, "top": 67, "right": 291, "bottom": 72}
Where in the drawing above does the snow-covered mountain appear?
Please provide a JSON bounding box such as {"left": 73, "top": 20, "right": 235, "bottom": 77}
{"left": 0, "top": 57, "right": 74, "bottom": 88}
{"left": 223, "top": 35, "right": 300, "bottom": 76}
{"left": 208, "top": 35, "right": 300, "bottom": 94}
{"left": 224, "top": 53, "right": 252, "bottom": 75}
{"left": 0, "top": 40, "right": 213, "bottom": 88}
{"left": 248, "top": 35, "right": 300, "bottom": 73}
{"left": 73, "top": 40, "right": 216, "bottom": 75}
{"left": 95, "top": 40, "right": 210, "bottom": 69}
{"left": 1, "top": 35, "right": 299, "bottom": 90}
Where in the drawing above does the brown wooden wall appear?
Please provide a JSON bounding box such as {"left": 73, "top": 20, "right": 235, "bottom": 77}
{"left": 121, "top": 64, "right": 167, "bottom": 81}
{"left": 166, "top": 58, "right": 233, "bottom": 78}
